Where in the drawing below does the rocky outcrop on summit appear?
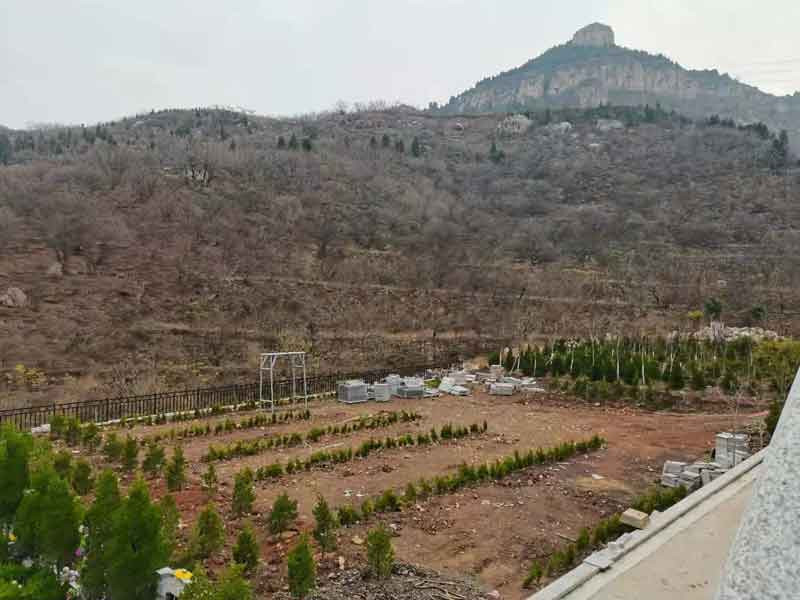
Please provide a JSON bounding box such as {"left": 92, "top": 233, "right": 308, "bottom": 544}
{"left": 441, "top": 24, "right": 800, "bottom": 148}
{"left": 571, "top": 23, "right": 615, "bottom": 47}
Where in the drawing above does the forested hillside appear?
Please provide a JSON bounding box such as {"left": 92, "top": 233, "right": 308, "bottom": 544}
{"left": 1, "top": 104, "right": 798, "bottom": 405}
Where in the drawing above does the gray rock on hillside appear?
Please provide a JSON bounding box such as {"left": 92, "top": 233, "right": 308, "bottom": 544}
{"left": 0, "top": 287, "right": 27, "bottom": 308}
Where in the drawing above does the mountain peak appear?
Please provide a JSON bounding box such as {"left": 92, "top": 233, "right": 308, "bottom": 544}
{"left": 570, "top": 23, "right": 615, "bottom": 48}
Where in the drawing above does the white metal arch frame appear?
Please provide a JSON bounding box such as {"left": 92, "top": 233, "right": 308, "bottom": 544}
{"left": 259, "top": 352, "right": 308, "bottom": 413}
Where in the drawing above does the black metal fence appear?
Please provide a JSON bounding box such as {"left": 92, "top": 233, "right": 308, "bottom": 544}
{"left": 0, "top": 364, "right": 442, "bottom": 429}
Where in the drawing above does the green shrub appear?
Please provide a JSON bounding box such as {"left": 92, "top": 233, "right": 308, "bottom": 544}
{"left": 766, "top": 400, "right": 783, "bottom": 437}
{"left": 142, "top": 441, "right": 166, "bottom": 477}
{"left": 53, "top": 450, "right": 73, "bottom": 479}
{"left": 158, "top": 494, "right": 180, "bottom": 558}
{"left": 182, "top": 565, "right": 252, "bottom": 600}
{"left": 402, "top": 482, "right": 418, "bottom": 504}
{"left": 360, "top": 498, "right": 374, "bottom": 519}
{"left": 233, "top": 524, "right": 260, "bottom": 574}
{"left": 0, "top": 566, "right": 65, "bottom": 600}
{"left": 287, "top": 535, "right": 316, "bottom": 599}
{"left": 106, "top": 478, "right": 169, "bottom": 600}
{"left": 575, "top": 527, "right": 590, "bottom": 552}
{"left": 102, "top": 433, "right": 124, "bottom": 462}
{"left": 375, "top": 489, "right": 400, "bottom": 513}
{"left": 215, "top": 564, "right": 253, "bottom": 600}
{"left": 122, "top": 436, "right": 139, "bottom": 471}
{"left": 50, "top": 415, "right": 67, "bottom": 439}
{"left": 65, "top": 418, "right": 82, "bottom": 446}
{"left": 190, "top": 503, "right": 224, "bottom": 559}
{"left": 523, "top": 561, "right": 543, "bottom": 588}
{"left": 82, "top": 470, "right": 121, "bottom": 598}
{"left": 71, "top": 459, "right": 94, "bottom": 495}
{"left": 232, "top": 468, "right": 256, "bottom": 516}
{"left": 202, "top": 463, "right": 218, "bottom": 494}
{"left": 268, "top": 493, "right": 298, "bottom": 534}
{"left": 366, "top": 525, "right": 394, "bottom": 579}
{"left": 14, "top": 465, "right": 81, "bottom": 565}
{"left": 337, "top": 505, "right": 360, "bottom": 526}
{"left": 81, "top": 422, "right": 101, "bottom": 451}
{"left": 312, "top": 495, "right": 338, "bottom": 551}
{"left": 165, "top": 446, "right": 187, "bottom": 491}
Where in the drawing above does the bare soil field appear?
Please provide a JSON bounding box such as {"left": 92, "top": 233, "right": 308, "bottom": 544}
{"left": 76, "top": 390, "right": 765, "bottom": 599}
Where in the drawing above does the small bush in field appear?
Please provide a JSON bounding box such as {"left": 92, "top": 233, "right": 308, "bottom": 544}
{"left": 366, "top": 525, "right": 394, "bottom": 579}
{"left": 72, "top": 459, "right": 94, "bottom": 495}
{"left": 165, "top": 446, "right": 187, "bottom": 491}
{"left": 336, "top": 505, "right": 360, "bottom": 526}
{"left": 287, "top": 535, "right": 315, "bottom": 599}
{"left": 233, "top": 523, "right": 260, "bottom": 574}
{"left": 312, "top": 495, "right": 338, "bottom": 551}
{"left": 232, "top": 468, "right": 255, "bottom": 516}
{"left": 122, "top": 436, "right": 139, "bottom": 471}
{"left": 103, "top": 433, "right": 124, "bottom": 462}
{"left": 190, "top": 503, "right": 224, "bottom": 559}
{"left": 201, "top": 463, "right": 218, "bottom": 494}
{"left": 268, "top": 493, "right": 297, "bottom": 534}
{"left": 53, "top": 450, "right": 73, "bottom": 479}
{"left": 82, "top": 422, "right": 101, "bottom": 450}
{"left": 142, "top": 441, "right": 166, "bottom": 476}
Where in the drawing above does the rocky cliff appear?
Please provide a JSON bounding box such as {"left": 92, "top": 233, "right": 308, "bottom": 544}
{"left": 442, "top": 24, "right": 800, "bottom": 147}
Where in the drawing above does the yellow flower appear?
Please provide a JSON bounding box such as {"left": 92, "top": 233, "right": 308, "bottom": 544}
{"left": 173, "top": 569, "right": 192, "bottom": 582}
{"left": 8, "top": 533, "right": 16, "bottom": 542}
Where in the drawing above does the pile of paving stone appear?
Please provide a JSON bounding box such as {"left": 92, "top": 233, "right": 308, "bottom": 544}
{"left": 661, "top": 432, "right": 751, "bottom": 490}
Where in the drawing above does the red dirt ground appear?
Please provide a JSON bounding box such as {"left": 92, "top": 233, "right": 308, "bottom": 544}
{"left": 73, "top": 390, "right": 765, "bottom": 599}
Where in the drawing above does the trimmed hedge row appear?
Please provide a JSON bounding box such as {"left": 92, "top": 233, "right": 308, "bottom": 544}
{"left": 330, "top": 435, "right": 606, "bottom": 525}
{"left": 523, "top": 484, "right": 688, "bottom": 588}
{"left": 251, "top": 421, "right": 488, "bottom": 481}
{"left": 203, "top": 411, "right": 422, "bottom": 462}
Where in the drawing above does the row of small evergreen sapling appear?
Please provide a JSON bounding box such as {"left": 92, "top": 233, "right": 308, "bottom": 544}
{"left": 202, "top": 410, "right": 423, "bottom": 462}
{"left": 522, "top": 485, "right": 689, "bottom": 588}
{"left": 278, "top": 435, "right": 606, "bottom": 598}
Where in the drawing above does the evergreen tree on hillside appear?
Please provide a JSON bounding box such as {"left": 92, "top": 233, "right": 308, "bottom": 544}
{"left": 312, "top": 495, "right": 338, "bottom": 551}
{"left": 82, "top": 470, "right": 122, "bottom": 600}
{"left": 15, "top": 465, "right": 81, "bottom": 566}
{"left": 411, "top": 136, "right": 422, "bottom": 157}
{"left": 232, "top": 523, "right": 260, "bottom": 574}
{"left": 287, "top": 535, "right": 316, "bottom": 598}
{"left": 107, "top": 478, "right": 168, "bottom": 600}
{"left": 232, "top": 468, "right": 256, "bottom": 516}
{"left": 0, "top": 425, "right": 33, "bottom": 521}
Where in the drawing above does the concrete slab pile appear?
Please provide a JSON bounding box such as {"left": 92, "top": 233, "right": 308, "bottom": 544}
{"left": 372, "top": 383, "right": 391, "bottom": 402}
{"left": 337, "top": 380, "right": 368, "bottom": 404}
{"left": 662, "top": 433, "right": 749, "bottom": 490}
{"left": 396, "top": 377, "right": 424, "bottom": 398}
{"left": 489, "top": 382, "right": 515, "bottom": 396}
{"left": 438, "top": 376, "right": 470, "bottom": 396}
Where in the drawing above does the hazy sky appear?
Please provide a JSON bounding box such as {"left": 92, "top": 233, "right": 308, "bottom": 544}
{"left": 2, "top": 0, "right": 799, "bottom": 129}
